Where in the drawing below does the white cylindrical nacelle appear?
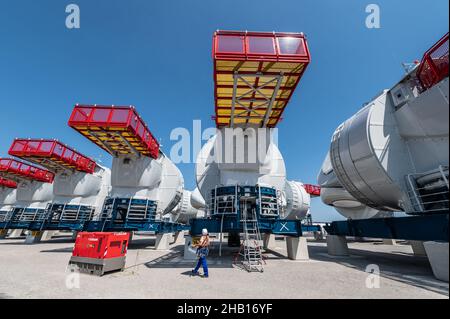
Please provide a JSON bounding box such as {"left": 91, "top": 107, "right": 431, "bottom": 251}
{"left": 110, "top": 152, "right": 184, "bottom": 222}
{"left": 318, "top": 151, "right": 387, "bottom": 220}
{"left": 318, "top": 68, "right": 448, "bottom": 219}
{"left": 328, "top": 98, "right": 407, "bottom": 212}
{"left": 190, "top": 187, "right": 206, "bottom": 210}
{"left": 53, "top": 165, "right": 111, "bottom": 216}
{"left": 283, "top": 181, "right": 311, "bottom": 220}
{"left": 168, "top": 190, "right": 204, "bottom": 224}
{"left": 195, "top": 129, "right": 311, "bottom": 220}
{"left": 195, "top": 131, "right": 286, "bottom": 201}
{"left": 15, "top": 181, "right": 54, "bottom": 209}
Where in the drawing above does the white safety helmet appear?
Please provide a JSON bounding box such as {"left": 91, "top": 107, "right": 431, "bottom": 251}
{"left": 202, "top": 228, "right": 209, "bottom": 236}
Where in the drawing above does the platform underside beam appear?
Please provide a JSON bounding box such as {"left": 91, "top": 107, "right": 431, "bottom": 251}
{"left": 229, "top": 72, "right": 284, "bottom": 128}
{"left": 324, "top": 213, "right": 449, "bottom": 242}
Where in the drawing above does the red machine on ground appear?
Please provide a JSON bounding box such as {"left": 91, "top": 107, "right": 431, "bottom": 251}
{"left": 69, "top": 232, "right": 130, "bottom": 276}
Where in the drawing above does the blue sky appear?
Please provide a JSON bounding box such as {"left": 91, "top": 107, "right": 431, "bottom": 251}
{"left": 0, "top": 0, "right": 448, "bottom": 221}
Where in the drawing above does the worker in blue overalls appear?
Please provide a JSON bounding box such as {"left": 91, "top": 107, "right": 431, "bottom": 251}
{"left": 192, "top": 228, "right": 210, "bottom": 278}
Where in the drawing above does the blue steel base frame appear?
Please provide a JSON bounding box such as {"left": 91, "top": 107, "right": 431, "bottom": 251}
{"left": 0, "top": 220, "right": 189, "bottom": 234}
{"left": 92, "top": 197, "right": 189, "bottom": 234}
{"left": 190, "top": 185, "right": 321, "bottom": 237}
{"left": 0, "top": 199, "right": 190, "bottom": 235}
{"left": 324, "top": 212, "right": 449, "bottom": 242}
{"left": 190, "top": 218, "right": 320, "bottom": 237}
{"left": 86, "top": 221, "right": 190, "bottom": 233}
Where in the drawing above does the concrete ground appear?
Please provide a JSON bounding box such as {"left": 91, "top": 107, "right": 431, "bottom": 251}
{"left": 0, "top": 233, "right": 448, "bottom": 299}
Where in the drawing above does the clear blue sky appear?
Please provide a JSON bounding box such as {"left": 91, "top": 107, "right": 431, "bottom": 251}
{"left": 0, "top": 0, "right": 448, "bottom": 221}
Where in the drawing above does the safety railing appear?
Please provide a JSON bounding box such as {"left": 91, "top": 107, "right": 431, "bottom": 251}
{"left": 9, "top": 139, "right": 96, "bottom": 174}
{"left": 406, "top": 166, "right": 449, "bottom": 214}
{"left": 0, "top": 177, "right": 17, "bottom": 188}
{"left": 0, "top": 158, "right": 54, "bottom": 183}
{"left": 304, "top": 184, "right": 321, "bottom": 197}
{"left": 417, "top": 33, "right": 449, "bottom": 92}
{"left": 68, "top": 105, "right": 160, "bottom": 159}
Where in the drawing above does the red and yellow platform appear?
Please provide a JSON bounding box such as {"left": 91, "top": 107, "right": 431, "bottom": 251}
{"left": 213, "top": 30, "right": 311, "bottom": 128}
{"left": 68, "top": 105, "right": 160, "bottom": 159}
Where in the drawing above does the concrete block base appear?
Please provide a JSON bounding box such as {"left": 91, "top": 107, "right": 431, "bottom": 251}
{"left": 172, "top": 231, "right": 185, "bottom": 245}
{"left": 424, "top": 241, "right": 449, "bottom": 282}
{"left": 382, "top": 239, "right": 397, "bottom": 245}
{"left": 24, "top": 230, "right": 56, "bottom": 244}
{"left": 286, "top": 237, "right": 309, "bottom": 260}
{"left": 263, "top": 233, "right": 276, "bottom": 250}
{"left": 9, "top": 229, "right": 23, "bottom": 238}
{"left": 410, "top": 240, "right": 427, "bottom": 256}
{"left": 155, "top": 233, "right": 171, "bottom": 250}
{"left": 25, "top": 231, "right": 44, "bottom": 244}
{"left": 41, "top": 231, "right": 56, "bottom": 241}
{"left": 327, "top": 235, "right": 349, "bottom": 256}
{"left": 183, "top": 236, "right": 198, "bottom": 261}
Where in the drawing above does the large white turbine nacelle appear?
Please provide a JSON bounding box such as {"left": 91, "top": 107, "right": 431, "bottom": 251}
{"left": 5, "top": 165, "right": 111, "bottom": 214}
{"left": 7, "top": 139, "right": 112, "bottom": 215}
{"left": 318, "top": 152, "right": 388, "bottom": 220}
{"left": 110, "top": 153, "right": 186, "bottom": 222}
{"left": 195, "top": 129, "right": 311, "bottom": 220}
{"left": 67, "top": 105, "right": 202, "bottom": 224}
{"left": 169, "top": 189, "right": 205, "bottom": 224}
{"left": 0, "top": 158, "right": 56, "bottom": 210}
{"left": 318, "top": 48, "right": 449, "bottom": 220}
{"left": 53, "top": 165, "right": 111, "bottom": 216}
{"left": 190, "top": 187, "right": 206, "bottom": 210}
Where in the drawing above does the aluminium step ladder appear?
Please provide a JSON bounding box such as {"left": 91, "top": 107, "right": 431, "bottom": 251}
{"left": 239, "top": 201, "right": 264, "bottom": 272}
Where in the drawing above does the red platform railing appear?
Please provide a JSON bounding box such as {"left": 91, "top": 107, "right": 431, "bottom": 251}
{"left": 0, "top": 158, "right": 54, "bottom": 183}
{"left": 417, "top": 33, "right": 449, "bottom": 91}
{"left": 0, "top": 177, "right": 17, "bottom": 189}
{"left": 68, "top": 105, "right": 160, "bottom": 159}
{"left": 9, "top": 139, "right": 96, "bottom": 174}
{"left": 213, "top": 30, "right": 311, "bottom": 128}
{"left": 304, "top": 184, "right": 321, "bottom": 197}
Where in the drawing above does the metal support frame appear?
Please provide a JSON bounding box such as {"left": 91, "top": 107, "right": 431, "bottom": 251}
{"left": 0, "top": 203, "right": 99, "bottom": 232}
{"left": 192, "top": 184, "right": 321, "bottom": 237}
{"left": 190, "top": 217, "right": 317, "bottom": 237}
{"left": 325, "top": 213, "right": 449, "bottom": 242}
{"left": 0, "top": 204, "right": 189, "bottom": 234}
{"left": 114, "top": 132, "right": 140, "bottom": 157}
{"left": 39, "top": 158, "right": 73, "bottom": 174}
{"left": 87, "top": 130, "right": 118, "bottom": 156}
{"left": 91, "top": 197, "right": 187, "bottom": 234}
{"left": 439, "top": 165, "right": 449, "bottom": 189}
{"left": 405, "top": 167, "right": 449, "bottom": 214}
{"left": 230, "top": 72, "right": 284, "bottom": 127}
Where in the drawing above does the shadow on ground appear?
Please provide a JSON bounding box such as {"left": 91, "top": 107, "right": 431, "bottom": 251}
{"left": 307, "top": 243, "right": 449, "bottom": 296}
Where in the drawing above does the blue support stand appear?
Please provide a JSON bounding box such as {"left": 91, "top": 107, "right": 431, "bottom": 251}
{"left": 324, "top": 213, "right": 449, "bottom": 242}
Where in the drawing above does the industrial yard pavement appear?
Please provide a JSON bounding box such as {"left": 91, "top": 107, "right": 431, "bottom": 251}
{"left": 0, "top": 234, "right": 448, "bottom": 299}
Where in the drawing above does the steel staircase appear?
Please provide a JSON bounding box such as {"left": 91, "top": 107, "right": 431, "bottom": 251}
{"left": 240, "top": 201, "right": 264, "bottom": 272}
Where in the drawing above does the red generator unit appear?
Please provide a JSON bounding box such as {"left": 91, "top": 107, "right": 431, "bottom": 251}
{"left": 69, "top": 232, "right": 130, "bottom": 276}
